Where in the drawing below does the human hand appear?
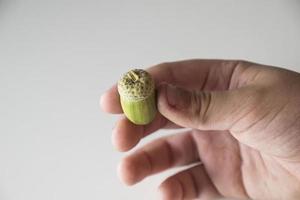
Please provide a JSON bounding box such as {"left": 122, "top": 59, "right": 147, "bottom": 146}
{"left": 100, "top": 60, "right": 300, "bottom": 200}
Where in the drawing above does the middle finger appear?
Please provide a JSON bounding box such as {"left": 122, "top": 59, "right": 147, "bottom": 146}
{"left": 112, "top": 112, "right": 181, "bottom": 152}
{"left": 118, "top": 130, "right": 200, "bottom": 185}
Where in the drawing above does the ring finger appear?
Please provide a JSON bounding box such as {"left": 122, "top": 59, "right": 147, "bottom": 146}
{"left": 118, "top": 130, "right": 199, "bottom": 185}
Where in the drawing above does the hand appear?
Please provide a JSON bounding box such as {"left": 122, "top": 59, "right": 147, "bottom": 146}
{"left": 100, "top": 60, "right": 300, "bottom": 200}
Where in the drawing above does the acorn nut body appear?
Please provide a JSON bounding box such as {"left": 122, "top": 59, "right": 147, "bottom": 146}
{"left": 118, "top": 69, "right": 157, "bottom": 125}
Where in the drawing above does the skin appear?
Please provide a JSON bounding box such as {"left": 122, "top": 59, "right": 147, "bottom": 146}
{"left": 100, "top": 60, "right": 300, "bottom": 200}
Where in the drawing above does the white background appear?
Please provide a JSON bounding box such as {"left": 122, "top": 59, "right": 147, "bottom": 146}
{"left": 0, "top": 0, "right": 299, "bottom": 199}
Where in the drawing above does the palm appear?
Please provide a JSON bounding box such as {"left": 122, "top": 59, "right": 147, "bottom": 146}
{"left": 189, "top": 129, "right": 300, "bottom": 199}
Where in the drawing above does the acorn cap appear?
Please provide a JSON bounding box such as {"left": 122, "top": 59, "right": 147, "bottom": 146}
{"left": 118, "top": 69, "right": 155, "bottom": 101}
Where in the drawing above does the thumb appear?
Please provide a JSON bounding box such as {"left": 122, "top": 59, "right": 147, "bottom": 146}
{"left": 157, "top": 83, "right": 263, "bottom": 131}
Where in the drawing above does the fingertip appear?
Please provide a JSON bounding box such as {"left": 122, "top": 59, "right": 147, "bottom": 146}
{"left": 118, "top": 149, "right": 153, "bottom": 186}
{"left": 112, "top": 117, "right": 142, "bottom": 152}
{"left": 118, "top": 157, "right": 139, "bottom": 186}
{"left": 111, "top": 128, "right": 134, "bottom": 152}
{"left": 158, "top": 178, "right": 182, "bottom": 200}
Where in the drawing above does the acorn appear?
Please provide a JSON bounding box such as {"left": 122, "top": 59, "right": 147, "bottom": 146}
{"left": 117, "top": 69, "right": 157, "bottom": 125}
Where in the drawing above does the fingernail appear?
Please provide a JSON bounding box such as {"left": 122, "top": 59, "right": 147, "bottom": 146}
{"left": 165, "top": 84, "right": 190, "bottom": 109}
{"left": 165, "top": 84, "right": 179, "bottom": 107}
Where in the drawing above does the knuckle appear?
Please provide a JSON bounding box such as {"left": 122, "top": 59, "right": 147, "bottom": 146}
{"left": 240, "top": 86, "right": 270, "bottom": 124}
{"left": 220, "top": 59, "right": 249, "bottom": 71}
{"left": 231, "top": 59, "right": 250, "bottom": 68}
{"left": 249, "top": 86, "right": 268, "bottom": 108}
{"left": 189, "top": 90, "right": 213, "bottom": 127}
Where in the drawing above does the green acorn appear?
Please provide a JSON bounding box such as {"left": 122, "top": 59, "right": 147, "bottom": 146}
{"left": 117, "top": 69, "right": 157, "bottom": 125}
